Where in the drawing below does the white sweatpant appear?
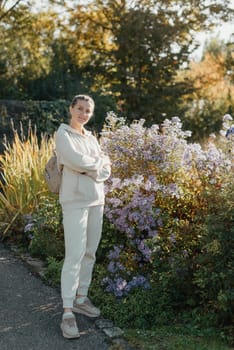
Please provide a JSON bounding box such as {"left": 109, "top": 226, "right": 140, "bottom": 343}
{"left": 61, "top": 204, "right": 104, "bottom": 308}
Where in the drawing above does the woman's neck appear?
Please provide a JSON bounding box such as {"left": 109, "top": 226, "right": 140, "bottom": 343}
{"left": 70, "top": 121, "right": 84, "bottom": 135}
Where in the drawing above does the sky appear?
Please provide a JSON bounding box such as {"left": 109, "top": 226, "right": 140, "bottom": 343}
{"left": 191, "top": 20, "right": 234, "bottom": 61}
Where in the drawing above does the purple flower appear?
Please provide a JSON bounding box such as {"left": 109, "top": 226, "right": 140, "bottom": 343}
{"left": 169, "top": 234, "right": 176, "bottom": 243}
{"left": 100, "top": 112, "right": 233, "bottom": 299}
{"left": 28, "top": 233, "right": 34, "bottom": 240}
{"left": 24, "top": 223, "right": 34, "bottom": 232}
{"left": 116, "top": 277, "right": 127, "bottom": 291}
{"left": 226, "top": 126, "right": 234, "bottom": 139}
{"left": 107, "top": 261, "right": 116, "bottom": 273}
{"left": 223, "top": 114, "right": 233, "bottom": 122}
{"left": 102, "top": 274, "right": 150, "bottom": 297}
{"left": 108, "top": 245, "right": 122, "bottom": 260}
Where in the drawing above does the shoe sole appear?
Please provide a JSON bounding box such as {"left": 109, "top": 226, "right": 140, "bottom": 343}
{"left": 60, "top": 324, "right": 80, "bottom": 339}
{"left": 72, "top": 306, "right": 100, "bottom": 318}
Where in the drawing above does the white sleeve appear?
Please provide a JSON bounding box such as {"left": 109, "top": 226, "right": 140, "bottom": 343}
{"left": 55, "top": 131, "right": 104, "bottom": 172}
{"left": 86, "top": 156, "right": 111, "bottom": 182}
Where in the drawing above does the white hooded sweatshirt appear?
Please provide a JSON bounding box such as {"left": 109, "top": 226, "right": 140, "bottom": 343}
{"left": 55, "top": 123, "right": 111, "bottom": 207}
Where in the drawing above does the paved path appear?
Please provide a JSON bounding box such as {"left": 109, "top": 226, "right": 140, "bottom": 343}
{"left": 0, "top": 243, "right": 110, "bottom": 350}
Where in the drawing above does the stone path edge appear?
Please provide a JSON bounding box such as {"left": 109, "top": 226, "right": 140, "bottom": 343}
{"left": 3, "top": 242, "right": 137, "bottom": 350}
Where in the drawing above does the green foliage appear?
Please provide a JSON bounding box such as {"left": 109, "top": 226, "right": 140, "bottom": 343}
{"left": 0, "top": 4, "right": 58, "bottom": 98}
{"left": 44, "top": 256, "right": 63, "bottom": 288}
{"left": 23, "top": 39, "right": 83, "bottom": 100}
{"left": 179, "top": 40, "right": 234, "bottom": 141}
{"left": 0, "top": 1, "right": 233, "bottom": 138}
{"left": 24, "top": 100, "right": 69, "bottom": 135}
{"left": 66, "top": 0, "right": 233, "bottom": 123}
{"left": 181, "top": 88, "right": 233, "bottom": 143}
{"left": 96, "top": 216, "right": 120, "bottom": 263}
{"left": 28, "top": 197, "right": 64, "bottom": 260}
{"left": 192, "top": 183, "right": 234, "bottom": 326}
{"left": 0, "top": 97, "right": 116, "bottom": 150}
{"left": 0, "top": 100, "right": 69, "bottom": 154}
{"left": 124, "top": 327, "right": 233, "bottom": 350}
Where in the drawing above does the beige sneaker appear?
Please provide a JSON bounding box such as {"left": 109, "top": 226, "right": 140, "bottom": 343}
{"left": 73, "top": 297, "right": 100, "bottom": 318}
{"left": 60, "top": 314, "right": 80, "bottom": 339}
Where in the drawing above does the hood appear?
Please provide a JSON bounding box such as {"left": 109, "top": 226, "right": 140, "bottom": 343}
{"left": 57, "top": 123, "right": 92, "bottom": 137}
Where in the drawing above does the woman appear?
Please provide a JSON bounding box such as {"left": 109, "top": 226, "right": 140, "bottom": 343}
{"left": 55, "top": 94, "right": 111, "bottom": 339}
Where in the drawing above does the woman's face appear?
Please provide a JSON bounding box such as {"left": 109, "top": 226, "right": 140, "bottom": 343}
{"left": 70, "top": 99, "right": 94, "bottom": 128}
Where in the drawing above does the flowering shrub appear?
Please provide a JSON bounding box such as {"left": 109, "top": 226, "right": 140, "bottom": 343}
{"left": 99, "top": 113, "right": 233, "bottom": 299}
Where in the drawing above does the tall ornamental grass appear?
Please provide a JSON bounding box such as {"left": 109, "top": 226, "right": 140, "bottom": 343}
{"left": 0, "top": 124, "right": 54, "bottom": 238}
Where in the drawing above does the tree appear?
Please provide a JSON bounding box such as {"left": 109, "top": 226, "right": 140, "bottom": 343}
{"left": 0, "top": 0, "right": 23, "bottom": 21}
{"left": 0, "top": 0, "right": 233, "bottom": 132}
{"left": 178, "top": 38, "right": 234, "bottom": 140}
{"left": 0, "top": 2, "right": 58, "bottom": 98}
{"left": 65, "top": 0, "right": 233, "bottom": 123}
{"left": 24, "top": 38, "right": 85, "bottom": 100}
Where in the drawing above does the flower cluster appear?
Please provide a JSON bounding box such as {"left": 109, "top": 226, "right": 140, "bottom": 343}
{"left": 102, "top": 243, "right": 150, "bottom": 297}
{"left": 102, "top": 274, "right": 150, "bottom": 298}
{"left": 100, "top": 113, "right": 233, "bottom": 297}
{"left": 23, "top": 214, "right": 35, "bottom": 240}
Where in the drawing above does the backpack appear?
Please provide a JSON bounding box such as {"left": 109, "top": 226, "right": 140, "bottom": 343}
{"left": 44, "top": 151, "right": 63, "bottom": 194}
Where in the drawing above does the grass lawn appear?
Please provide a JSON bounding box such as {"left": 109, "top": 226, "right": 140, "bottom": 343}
{"left": 123, "top": 326, "right": 233, "bottom": 350}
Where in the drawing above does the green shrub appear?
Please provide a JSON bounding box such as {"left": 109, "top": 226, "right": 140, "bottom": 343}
{"left": 0, "top": 96, "right": 116, "bottom": 149}
{"left": 96, "top": 216, "right": 121, "bottom": 264}
{"left": 44, "top": 256, "right": 63, "bottom": 288}
{"left": 27, "top": 196, "right": 64, "bottom": 260}
{"left": 192, "top": 182, "right": 234, "bottom": 327}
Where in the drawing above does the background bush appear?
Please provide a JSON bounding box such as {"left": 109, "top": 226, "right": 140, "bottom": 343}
{"left": 192, "top": 182, "right": 234, "bottom": 326}
{"left": 0, "top": 95, "right": 116, "bottom": 152}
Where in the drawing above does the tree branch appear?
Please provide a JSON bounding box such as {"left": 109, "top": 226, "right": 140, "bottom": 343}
{"left": 0, "top": 0, "right": 22, "bottom": 21}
